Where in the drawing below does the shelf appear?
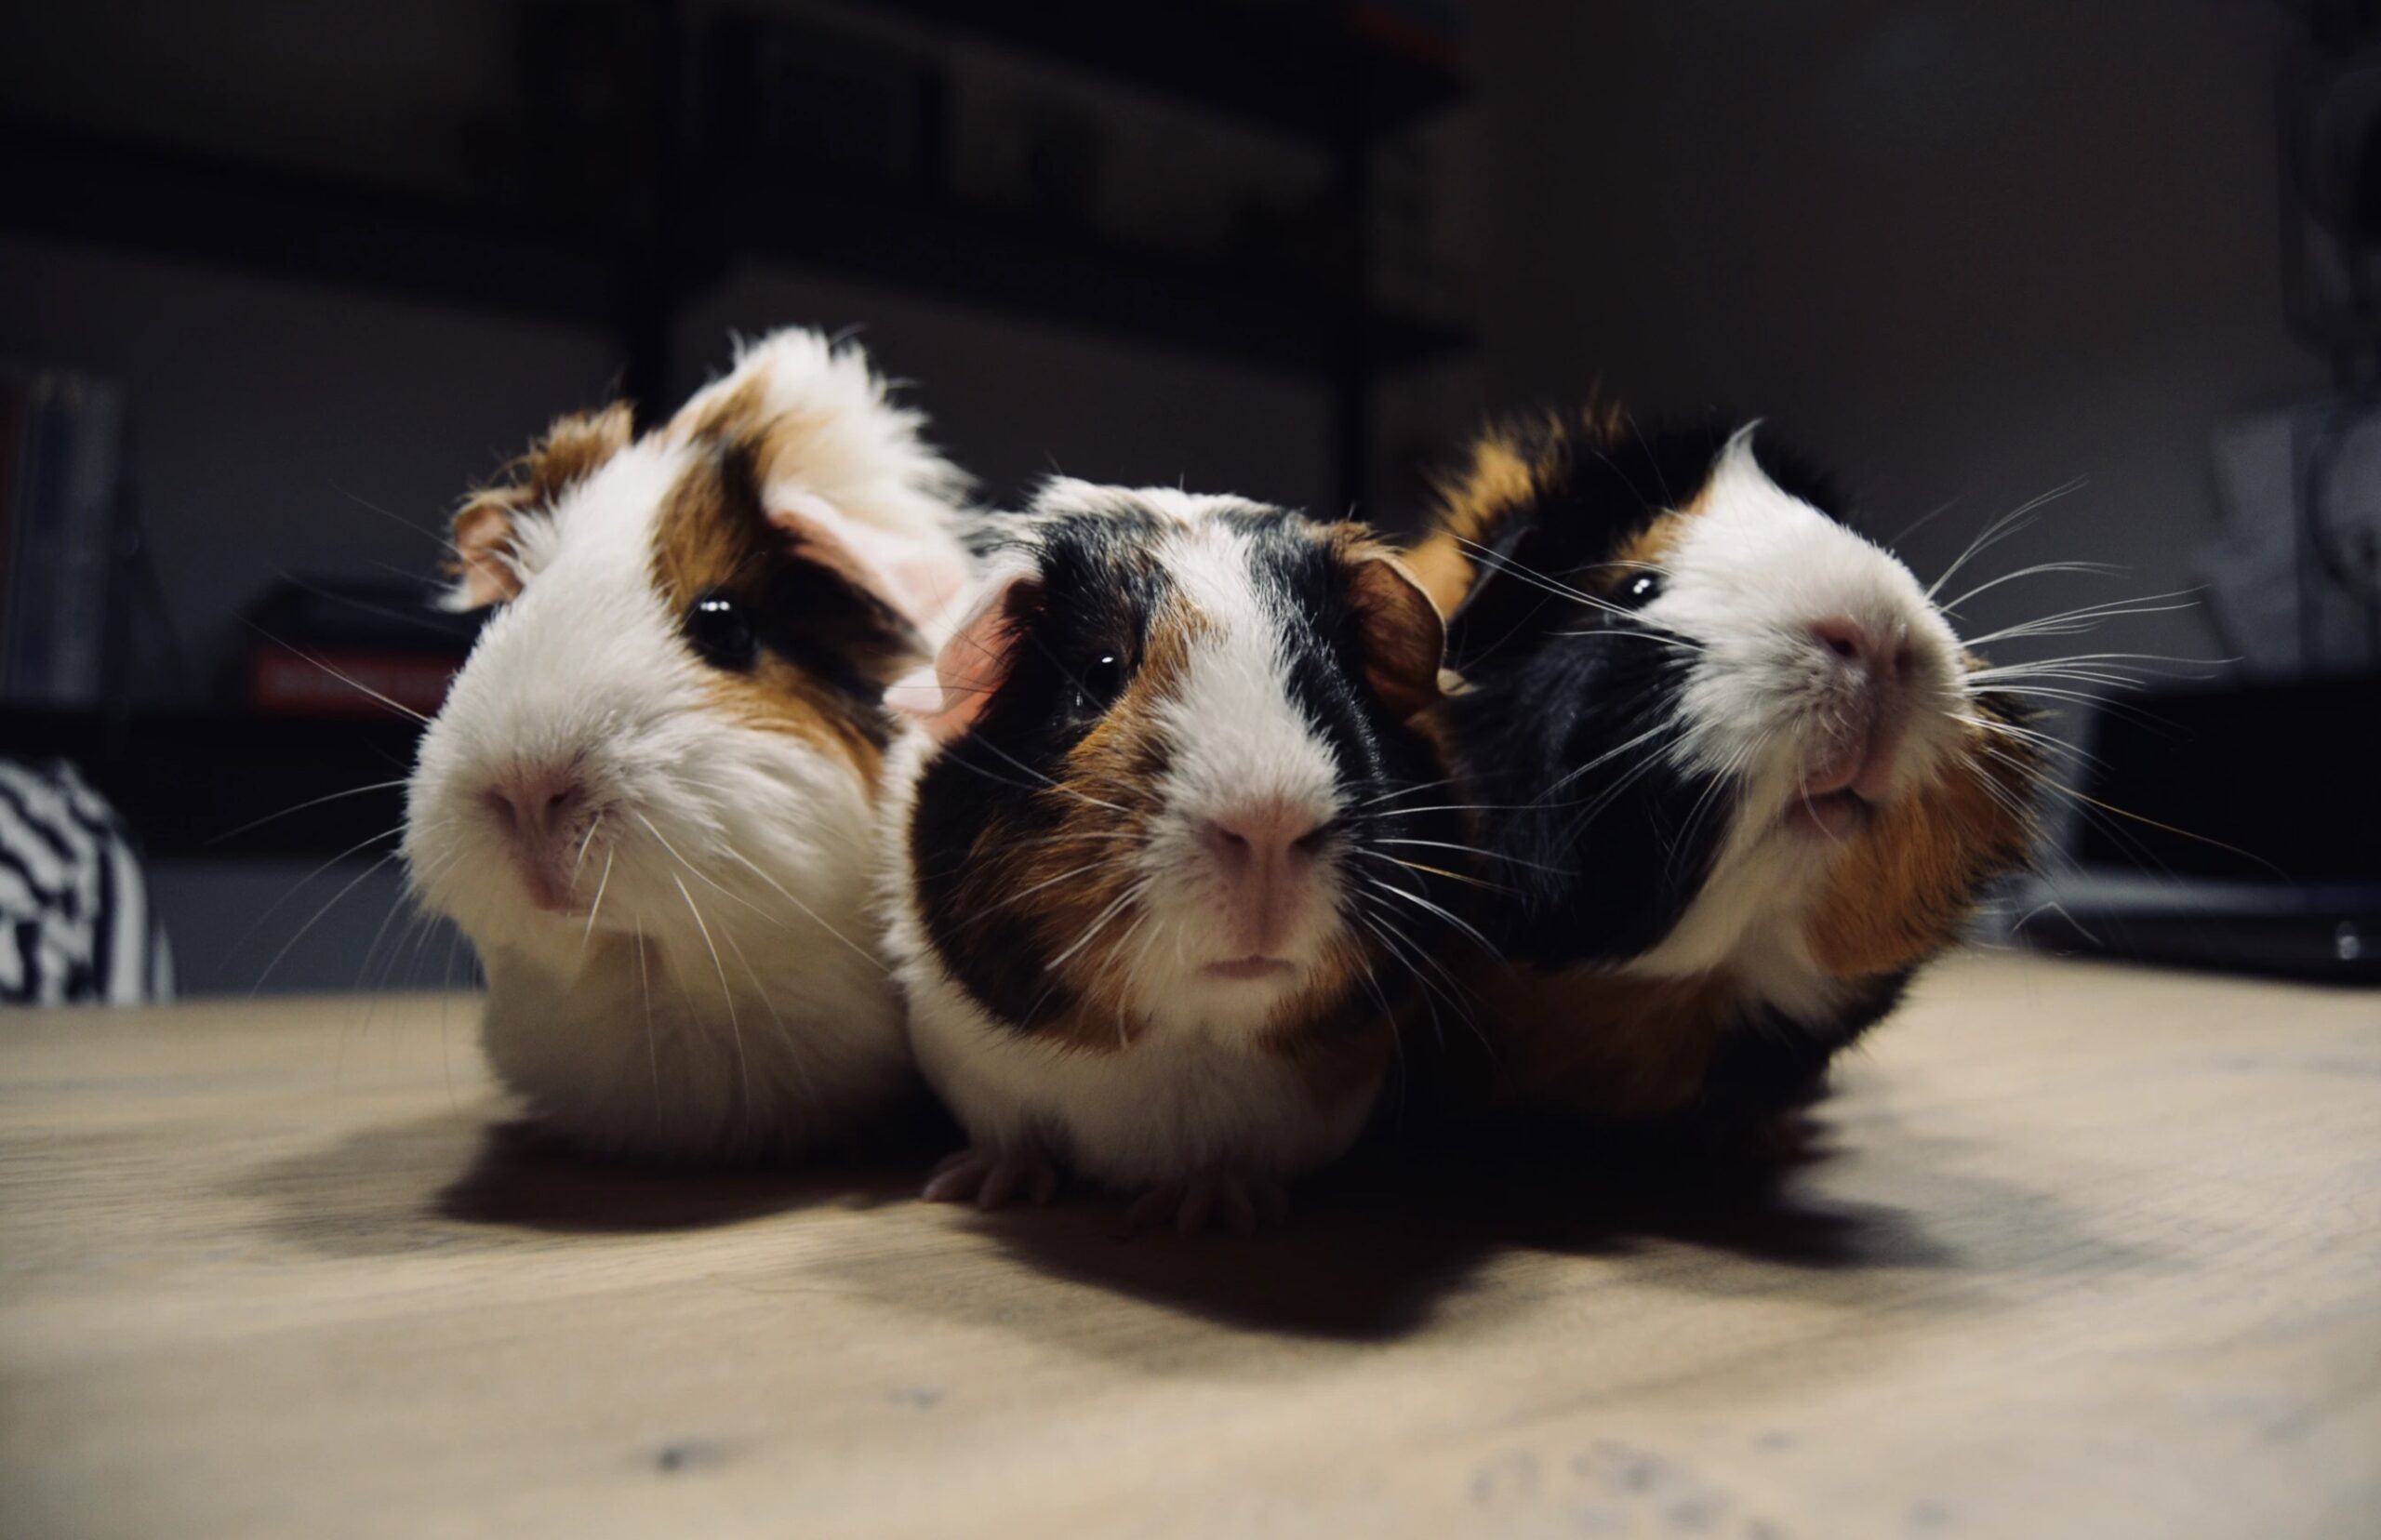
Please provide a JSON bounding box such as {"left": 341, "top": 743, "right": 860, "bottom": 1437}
{"left": 7, "top": 710, "right": 424, "bottom": 862}
{"left": 872, "top": 0, "right": 1466, "bottom": 144}
{"left": 1, "top": 115, "right": 1470, "bottom": 380}
{"left": 720, "top": 172, "right": 1470, "bottom": 377}
{"left": 0, "top": 116, "right": 625, "bottom": 332}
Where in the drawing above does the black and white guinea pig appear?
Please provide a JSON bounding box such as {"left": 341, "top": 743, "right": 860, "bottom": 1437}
{"left": 880, "top": 480, "right": 1456, "bottom": 1232}
{"left": 404, "top": 327, "right": 974, "bottom": 1162}
{"left": 1403, "top": 410, "right": 2042, "bottom": 1133}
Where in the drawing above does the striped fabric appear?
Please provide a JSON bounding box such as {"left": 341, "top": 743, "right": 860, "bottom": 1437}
{"left": 0, "top": 759, "right": 173, "bottom": 1005}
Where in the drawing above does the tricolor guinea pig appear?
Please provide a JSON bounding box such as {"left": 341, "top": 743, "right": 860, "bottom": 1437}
{"left": 1404, "top": 411, "right": 2042, "bottom": 1135}
{"left": 403, "top": 328, "right": 974, "bottom": 1162}
{"left": 881, "top": 481, "right": 1454, "bottom": 1232}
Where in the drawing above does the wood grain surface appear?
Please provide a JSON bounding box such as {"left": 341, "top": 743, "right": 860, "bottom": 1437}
{"left": 1, "top": 953, "right": 2376, "bottom": 1539}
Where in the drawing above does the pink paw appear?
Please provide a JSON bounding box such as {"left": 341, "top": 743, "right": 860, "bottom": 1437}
{"left": 921, "top": 1147, "right": 1059, "bottom": 1210}
{"left": 1122, "top": 1173, "right": 1290, "bottom": 1237}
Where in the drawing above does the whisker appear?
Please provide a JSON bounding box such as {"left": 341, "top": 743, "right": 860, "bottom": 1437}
{"left": 206, "top": 779, "right": 411, "bottom": 847}
{"left": 1923, "top": 479, "right": 2087, "bottom": 604}
{"left": 1938, "top": 560, "right": 2125, "bottom": 616}
{"left": 671, "top": 871, "right": 752, "bottom": 1131}
{"left": 250, "top": 849, "right": 400, "bottom": 996}
{"left": 580, "top": 846, "right": 616, "bottom": 954}
{"left": 710, "top": 841, "right": 891, "bottom": 973}
{"left": 241, "top": 621, "right": 431, "bottom": 724}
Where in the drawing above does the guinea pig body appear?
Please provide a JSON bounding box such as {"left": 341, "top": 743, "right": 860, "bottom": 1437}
{"left": 882, "top": 481, "right": 1454, "bottom": 1229}
{"left": 404, "top": 328, "right": 973, "bottom": 1162}
{"left": 1407, "top": 413, "right": 2041, "bottom": 1131}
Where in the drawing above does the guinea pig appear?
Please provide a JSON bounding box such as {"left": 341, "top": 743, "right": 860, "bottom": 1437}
{"left": 1403, "top": 409, "right": 2042, "bottom": 1135}
{"left": 880, "top": 479, "right": 1456, "bottom": 1232}
{"left": 403, "top": 327, "right": 974, "bottom": 1162}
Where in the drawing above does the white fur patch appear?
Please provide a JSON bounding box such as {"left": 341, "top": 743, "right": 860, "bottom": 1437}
{"left": 1136, "top": 517, "right": 1345, "bottom": 1035}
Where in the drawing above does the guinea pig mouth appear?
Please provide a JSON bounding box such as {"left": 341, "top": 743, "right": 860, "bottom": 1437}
{"left": 1203, "top": 955, "right": 1299, "bottom": 982}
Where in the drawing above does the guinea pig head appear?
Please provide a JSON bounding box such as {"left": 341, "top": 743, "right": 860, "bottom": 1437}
{"left": 406, "top": 348, "right": 968, "bottom": 978}
{"left": 1429, "top": 418, "right": 2042, "bottom": 994}
{"left": 898, "top": 483, "right": 1454, "bottom": 1048}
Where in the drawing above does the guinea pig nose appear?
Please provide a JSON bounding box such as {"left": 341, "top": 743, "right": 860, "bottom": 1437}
{"left": 485, "top": 771, "right": 587, "bottom": 841}
{"left": 1199, "top": 801, "right": 1327, "bottom": 869}
{"left": 1808, "top": 616, "right": 1911, "bottom": 677}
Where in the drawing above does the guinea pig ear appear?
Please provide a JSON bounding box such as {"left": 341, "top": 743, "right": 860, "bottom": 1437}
{"left": 885, "top": 564, "right": 1040, "bottom": 742}
{"left": 1344, "top": 551, "right": 1448, "bottom": 720}
{"left": 765, "top": 489, "right": 968, "bottom": 634}
{"left": 442, "top": 405, "right": 633, "bottom": 611}
{"left": 446, "top": 491, "right": 529, "bottom": 611}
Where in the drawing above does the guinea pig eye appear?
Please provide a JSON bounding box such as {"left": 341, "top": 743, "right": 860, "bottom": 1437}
{"left": 1622, "top": 572, "right": 1663, "bottom": 604}
{"left": 684, "top": 589, "right": 758, "bottom": 670}
{"left": 1073, "top": 653, "right": 1125, "bottom": 714}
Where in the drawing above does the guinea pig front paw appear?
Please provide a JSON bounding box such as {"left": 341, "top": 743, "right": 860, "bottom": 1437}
{"left": 1121, "top": 1172, "right": 1290, "bottom": 1238}
{"left": 920, "top": 1146, "right": 1059, "bottom": 1210}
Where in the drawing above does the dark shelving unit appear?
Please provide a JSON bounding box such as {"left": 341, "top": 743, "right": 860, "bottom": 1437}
{"left": 0, "top": 2, "right": 1470, "bottom": 861}
{"left": 0, "top": 3, "right": 1469, "bottom": 487}
{"left": 871, "top": 0, "right": 1465, "bottom": 144}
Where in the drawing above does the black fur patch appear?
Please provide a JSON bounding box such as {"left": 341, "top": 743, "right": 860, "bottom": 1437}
{"left": 1690, "top": 969, "right": 1911, "bottom": 1122}
{"left": 658, "top": 438, "right": 921, "bottom": 748}
{"left": 910, "top": 511, "right": 1171, "bottom": 1030}
{"left": 1435, "top": 419, "right": 1811, "bottom": 966}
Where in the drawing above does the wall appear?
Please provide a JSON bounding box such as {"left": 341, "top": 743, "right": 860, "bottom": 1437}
{"left": 1463, "top": 0, "right": 2323, "bottom": 663}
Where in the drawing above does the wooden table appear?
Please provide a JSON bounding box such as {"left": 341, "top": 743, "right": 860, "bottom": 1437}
{"left": 1, "top": 954, "right": 2375, "bottom": 1538}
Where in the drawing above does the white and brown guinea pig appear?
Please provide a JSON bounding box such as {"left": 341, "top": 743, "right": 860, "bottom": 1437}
{"left": 1404, "top": 409, "right": 2042, "bottom": 1135}
{"left": 403, "top": 327, "right": 974, "bottom": 1162}
{"left": 881, "top": 480, "right": 1455, "bottom": 1232}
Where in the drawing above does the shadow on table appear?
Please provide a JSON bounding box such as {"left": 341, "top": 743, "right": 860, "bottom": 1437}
{"left": 233, "top": 1110, "right": 934, "bottom": 1257}
{"left": 832, "top": 1114, "right": 1955, "bottom": 1353}
{"left": 435, "top": 1119, "right": 928, "bottom": 1231}
{"left": 243, "top": 1095, "right": 2147, "bottom": 1352}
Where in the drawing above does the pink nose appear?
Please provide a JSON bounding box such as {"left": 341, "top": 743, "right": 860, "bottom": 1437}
{"left": 1198, "top": 799, "right": 1329, "bottom": 955}
{"left": 1808, "top": 616, "right": 1913, "bottom": 678}
{"left": 1805, "top": 619, "right": 1916, "bottom": 803}
{"left": 1199, "top": 801, "right": 1328, "bottom": 870}
{"left": 484, "top": 770, "right": 588, "bottom": 848}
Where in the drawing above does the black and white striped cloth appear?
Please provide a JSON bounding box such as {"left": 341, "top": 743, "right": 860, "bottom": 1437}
{"left": 0, "top": 759, "right": 173, "bottom": 1005}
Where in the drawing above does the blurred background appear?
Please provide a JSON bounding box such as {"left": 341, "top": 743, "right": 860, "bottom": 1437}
{"left": 0, "top": 0, "right": 2374, "bottom": 997}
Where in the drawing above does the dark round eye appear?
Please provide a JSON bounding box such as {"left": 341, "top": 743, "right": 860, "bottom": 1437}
{"left": 1624, "top": 573, "right": 1663, "bottom": 604}
{"left": 1073, "top": 652, "right": 1125, "bottom": 714}
{"left": 684, "top": 589, "right": 758, "bottom": 670}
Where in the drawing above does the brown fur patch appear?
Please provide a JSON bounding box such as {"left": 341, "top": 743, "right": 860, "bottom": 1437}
{"left": 664, "top": 367, "right": 768, "bottom": 447}
{"left": 1609, "top": 508, "right": 1693, "bottom": 585}
{"left": 1801, "top": 703, "right": 2041, "bottom": 978}
{"left": 1323, "top": 523, "right": 1448, "bottom": 719}
{"left": 1455, "top": 963, "right": 1741, "bottom": 1121}
{"left": 648, "top": 434, "right": 922, "bottom": 783}
{"left": 1267, "top": 976, "right": 1399, "bottom": 1111}
{"left": 1409, "top": 405, "right": 1710, "bottom": 624}
{"left": 447, "top": 404, "right": 634, "bottom": 607}
{"left": 1406, "top": 427, "right": 1552, "bottom": 617}
{"left": 972, "top": 596, "right": 1204, "bottom": 1055}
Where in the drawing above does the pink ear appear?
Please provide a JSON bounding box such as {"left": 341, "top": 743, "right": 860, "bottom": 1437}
{"left": 766, "top": 490, "right": 969, "bottom": 633}
{"left": 446, "top": 498, "right": 523, "bottom": 610}
{"left": 885, "top": 566, "right": 1038, "bottom": 742}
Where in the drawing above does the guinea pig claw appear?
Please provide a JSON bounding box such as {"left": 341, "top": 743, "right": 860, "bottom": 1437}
{"left": 921, "top": 1148, "right": 1057, "bottom": 1210}
{"left": 1122, "top": 1174, "right": 1286, "bottom": 1238}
